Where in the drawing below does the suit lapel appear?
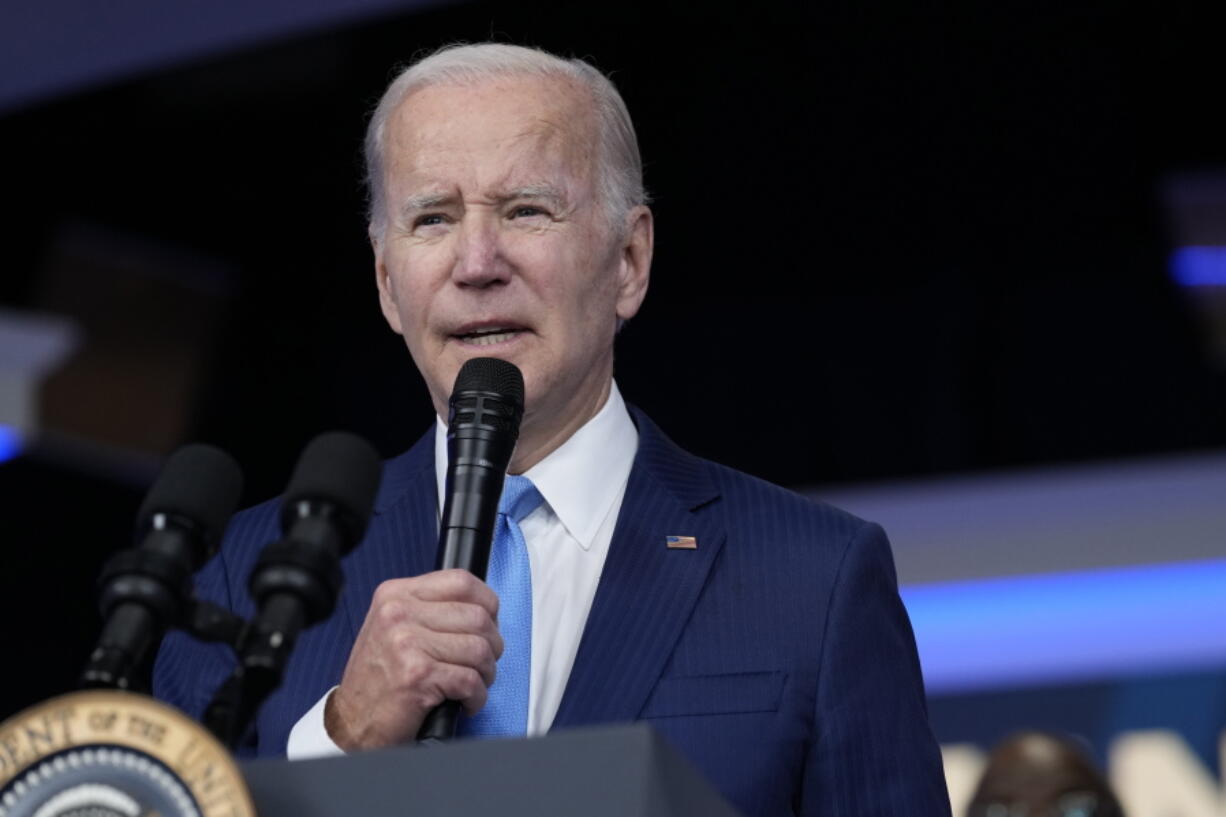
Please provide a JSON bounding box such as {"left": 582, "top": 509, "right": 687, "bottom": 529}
{"left": 341, "top": 429, "right": 438, "bottom": 638}
{"left": 551, "top": 408, "right": 725, "bottom": 729}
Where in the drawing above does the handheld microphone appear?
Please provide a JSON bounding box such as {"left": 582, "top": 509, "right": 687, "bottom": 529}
{"left": 206, "top": 431, "right": 381, "bottom": 747}
{"left": 417, "top": 357, "right": 524, "bottom": 743}
{"left": 82, "top": 444, "right": 243, "bottom": 690}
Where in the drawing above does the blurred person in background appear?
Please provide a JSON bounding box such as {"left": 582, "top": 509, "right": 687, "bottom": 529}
{"left": 967, "top": 731, "right": 1125, "bottom": 817}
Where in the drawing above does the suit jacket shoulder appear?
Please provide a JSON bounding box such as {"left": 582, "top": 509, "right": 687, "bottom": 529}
{"left": 604, "top": 407, "right": 949, "bottom": 817}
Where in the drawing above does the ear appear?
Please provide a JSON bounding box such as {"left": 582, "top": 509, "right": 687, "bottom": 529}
{"left": 614, "top": 205, "right": 653, "bottom": 321}
{"left": 371, "top": 228, "right": 404, "bottom": 335}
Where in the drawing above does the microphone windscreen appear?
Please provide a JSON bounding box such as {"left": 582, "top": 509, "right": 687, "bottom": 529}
{"left": 453, "top": 357, "right": 524, "bottom": 408}
{"left": 137, "top": 444, "right": 244, "bottom": 549}
{"left": 281, "top": 431, "right": 382, "bottom": 538}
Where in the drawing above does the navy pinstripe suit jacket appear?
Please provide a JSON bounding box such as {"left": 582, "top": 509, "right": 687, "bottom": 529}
{"left": 154, "top": 407, "right": 951, "bottom": 816}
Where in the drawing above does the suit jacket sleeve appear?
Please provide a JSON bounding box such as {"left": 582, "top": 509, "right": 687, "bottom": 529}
{"left": 802, "top": 521, "right": 950, "bottom": 816}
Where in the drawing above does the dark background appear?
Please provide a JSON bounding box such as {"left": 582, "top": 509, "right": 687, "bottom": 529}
{"left": 2, "top": 1, "right": 1224, "bottom": 720}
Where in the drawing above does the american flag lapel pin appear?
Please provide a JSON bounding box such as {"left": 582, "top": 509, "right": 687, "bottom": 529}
{"left": 666, "top": 535, "right": 698, "bottom": 550}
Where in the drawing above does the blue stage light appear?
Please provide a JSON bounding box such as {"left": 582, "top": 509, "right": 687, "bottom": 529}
{"left": 902, "top": 559, "right": 1226, "bottom": 694}
{"left": 0, "top": 424, "right": 22, "bottom": 463}
{"left": 1171, "top": 246, "right": 1226, "bottom": 286}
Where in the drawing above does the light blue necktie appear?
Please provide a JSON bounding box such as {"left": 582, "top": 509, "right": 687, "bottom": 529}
{"left": 459, "top": 474, "right": 542, "bottom": 737}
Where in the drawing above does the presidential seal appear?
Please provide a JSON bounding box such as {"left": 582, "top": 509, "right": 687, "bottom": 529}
{"left": 0, "top": 690, "right": 254, "bottom": 817}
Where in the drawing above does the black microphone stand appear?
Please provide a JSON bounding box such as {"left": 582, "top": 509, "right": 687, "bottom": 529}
{"left": 81, "top": 445, "right": 243, "bottom": 692}
{"left": 203, "top": 432, "right": 380, "bottom": 750}
{"left": 203, "top": 500, "right": 354, "bottom": 749}
{"left": 80, "top": 433, "right": 380, "bottom": 755}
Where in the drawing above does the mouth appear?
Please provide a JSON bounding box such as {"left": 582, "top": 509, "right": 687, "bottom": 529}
{"left": 451, "top": 324, "right": 528, "bottom": 347}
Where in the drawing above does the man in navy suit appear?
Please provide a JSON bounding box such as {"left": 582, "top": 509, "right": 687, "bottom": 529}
{"left": 155, "top": 43, "right": 951, "bottom": 816}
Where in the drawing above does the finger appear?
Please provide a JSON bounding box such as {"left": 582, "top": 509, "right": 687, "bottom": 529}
{"left": 416, "top": 632, "right": 500, "bottom": 686}
{"left": 412, "top": 600, "right": 501, "bottom": 639}
{"left": 412, "top": 569, "right": 500, "bottom": 615}
{"left": 450, "top": 668, "right": 490, "bottom": 717}
{"left": 420, "top": 662, "right": 489, "bottom": 715}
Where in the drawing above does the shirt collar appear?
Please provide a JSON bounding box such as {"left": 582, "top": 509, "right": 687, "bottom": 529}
{"left": 433, "top": 380, "right": 638, "bottom": 550}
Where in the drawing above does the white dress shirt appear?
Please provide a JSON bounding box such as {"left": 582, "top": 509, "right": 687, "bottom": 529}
{"left": 286, "top": 381, "right": 638, "bottom": 758}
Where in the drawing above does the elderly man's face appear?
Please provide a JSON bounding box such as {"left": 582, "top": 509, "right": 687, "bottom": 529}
{"left": 373, "top": 75, "right": 651, "bottom": 442}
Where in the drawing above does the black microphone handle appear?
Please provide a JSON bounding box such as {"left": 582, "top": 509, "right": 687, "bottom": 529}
{"left": 417, "top": 701, "right": 463, "bottom": 744}
{"left": 82, "top": 602, "right": 157, "bottom": 689}
{"left": 435, "top": 431, "right": 513, "bottom": 570}
{"left": 82, "top": 518, "right": 226, "bottom": 691}
{"left": 418, "top": 436, "right": 515, "bottom": 741}
{"left": 436, "top": 524, "right": 495, "bottom": 575}
{"left": 205, "top": 591, "right": 308, "bottom": 748}
{"left": 418, "top": 524, "right": 500, "bottom": 742}
{"left": 418, "top": 359, "right": 523, "bottom": 744}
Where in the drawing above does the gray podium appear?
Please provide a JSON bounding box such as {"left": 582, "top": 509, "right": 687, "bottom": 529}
{"left": 241, "top": 723, "right": 744, "bottom": 817}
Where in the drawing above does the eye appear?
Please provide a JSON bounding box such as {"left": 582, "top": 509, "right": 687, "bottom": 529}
{"left": 414, "top": 213, "right": 448, "bottom": 228}
{"left": 509, "top": 205, "right": 548, "bottom": 219}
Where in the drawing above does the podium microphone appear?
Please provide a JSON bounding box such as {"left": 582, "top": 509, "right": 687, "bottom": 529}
{"left": 206, "top": 431, "right": 381, "bottom": 748}
{"left": 417, "top": 357, "right": 524, "bottom": 743}
{"left": 82, "top": 444, "right": 243, "bottom": 690}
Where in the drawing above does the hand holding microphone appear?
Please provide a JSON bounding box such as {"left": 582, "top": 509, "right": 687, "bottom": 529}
{"left": 326, "top": 358, "right": 524, "bottom": 749}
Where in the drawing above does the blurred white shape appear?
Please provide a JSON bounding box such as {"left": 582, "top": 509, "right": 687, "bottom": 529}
{"left": 1110, "top": 730, "right": 1224, "bottom": 817}
{"left": 813, "top": 450, "right": 1226, "bottom": 584}
{"left": 940, "top": 744, "right": 986, "bottom": 817}
{"left": 0, "top": 306, "right": 78, "bottom": 443}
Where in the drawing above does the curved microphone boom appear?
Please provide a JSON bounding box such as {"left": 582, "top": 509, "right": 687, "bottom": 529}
{"left": 82, "top": 444, "right": 243, "bottom": 690}
{"left": 417, "top": 357, "right": 524, "bottom": 744}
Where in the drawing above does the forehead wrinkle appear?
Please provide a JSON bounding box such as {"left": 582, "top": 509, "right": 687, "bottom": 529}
{"left": 387, "top": 80, "right": 599, "bottom": 217}
{"left": 397, "top": 124, "right": 576, "bottom": 195}
{"left": 404, "top": 111, "right": 571, "bottom": 164}
{"left": 492, "top": 119, "right": 595, "bottom": 208}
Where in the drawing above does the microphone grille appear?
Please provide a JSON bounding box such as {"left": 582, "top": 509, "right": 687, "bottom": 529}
{"left": 449, "top": 358, "right": 525, "bottom": 433}
{"left": 453, "top": 357, "right": 524, "bottom": 407}
{"left": 282, "top": 431, "right": 382, "bottom": 540}
{"left": 137, "top": 444, "right": 243, "bottom": 550}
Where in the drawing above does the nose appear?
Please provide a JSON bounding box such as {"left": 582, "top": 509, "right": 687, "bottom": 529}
{"left": 451, "top": 211, "right": 510, "bottom": 288}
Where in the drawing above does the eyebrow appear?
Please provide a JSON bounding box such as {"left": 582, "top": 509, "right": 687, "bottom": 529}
{"left": 399, "top": 192, "right": 454, "bottom": 214}
{"left": 499, "top": 185, "right": 567, "bottom": 209}
{"left": 397, "top": 185, "right": 570, "bottom": 220}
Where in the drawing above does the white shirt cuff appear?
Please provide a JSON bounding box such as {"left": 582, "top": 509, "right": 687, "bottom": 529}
{"left": 286, "top": 686, "right": 345, "bottom": 760}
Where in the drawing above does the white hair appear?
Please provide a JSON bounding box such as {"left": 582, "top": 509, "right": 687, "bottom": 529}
{"left": 363, "top": 43, "right": 647, "bottom": 237}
